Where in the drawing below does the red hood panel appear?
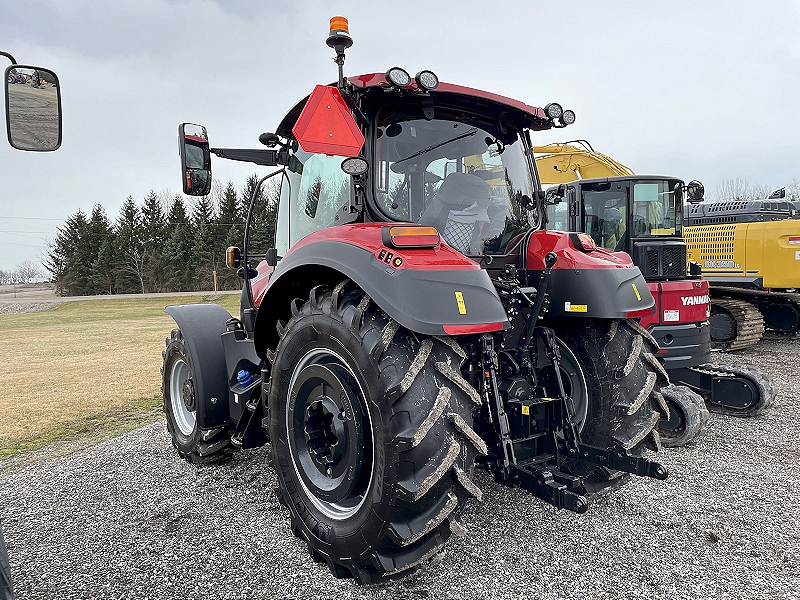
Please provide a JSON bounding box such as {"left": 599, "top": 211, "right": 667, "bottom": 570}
{"left": 527, "top": 230, "right": 635, "bottom": 270}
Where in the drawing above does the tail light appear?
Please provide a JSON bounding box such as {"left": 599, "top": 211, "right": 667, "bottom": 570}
{"left": 382, "top": 226, "right": 440, "bottom": 249}
{"left": 626, "top": 307, "right": 656, "bottom": 319}
{"left": 789, "top": 237, "right": 800, "bottom": 245}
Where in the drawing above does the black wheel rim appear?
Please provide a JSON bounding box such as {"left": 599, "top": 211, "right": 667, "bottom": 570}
{"left": 286, "top": 348, "right": 374, "bottom": 520}
{"left": 657, "top": 398, "right": 686, "bottom": 438}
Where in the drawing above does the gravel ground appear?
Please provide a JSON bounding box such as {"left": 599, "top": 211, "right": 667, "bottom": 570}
{"left": 0, "top": 302, "right": 57, "bottom": 315}
{"left": 1, "top": 339, "right": 798, "bottom": 600}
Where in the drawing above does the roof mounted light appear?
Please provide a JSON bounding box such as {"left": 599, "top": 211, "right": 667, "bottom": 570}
{"left": 415, "top": 70, "right": 439, "bottom": 90}
{"left": 544, "top": 102, "right": 563, "bottom": 120}
{"left": 385, "top": 67, "right": 412, "bottom": 88}
{"left": 561, "top": 109, "right": 576, "bottom": 126}
{"left": 326, "top": 16, "right": 353, "bottom": 49}
{"left": 340, "top": 156, "right": 369, "bottom": 176}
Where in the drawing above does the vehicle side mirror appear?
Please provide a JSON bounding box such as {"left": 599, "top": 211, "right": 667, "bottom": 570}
{"left": 545, "top": 183, "right": 567, "bottom": 205}
{"left": 5, "top": 65, "right": 62, "bottom": 151}
{"left": 178, "top": 123, "right": 212, "bottom": 196}
{"left": 265, "top": 248, "right": 280, "bottom": 267}
{"left": 686, "top": 180, "right": 704, "bottom": 203}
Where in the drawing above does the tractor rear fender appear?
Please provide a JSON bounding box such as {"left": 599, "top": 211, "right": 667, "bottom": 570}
{"left": 253, "top": 240, "right": 508, "bottom": 358}
{"left": 164, "top": 303, "right": 234, "bottom": 429}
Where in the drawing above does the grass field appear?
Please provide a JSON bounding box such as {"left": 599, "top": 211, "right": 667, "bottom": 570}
{"left": 0, "top": 294, "right": 240, "bottom": 458}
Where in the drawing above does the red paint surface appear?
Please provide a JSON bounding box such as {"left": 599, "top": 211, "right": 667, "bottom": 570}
{"left": 292, "top": 85, "right": 365, "bottom": 157}
{"left": 251, "top": 262, "right": 274, "bottom": 307}
{"left": 443, "top": 322, "right": 504, "bottom": 335}
{"left": 526, "top": 230, "right": 635, "bottom": 270}
{"left": 287, "top": 223, "right": 481, "bottom": 271}
{"left": 639, "top": 280, "right": 710, "bottom": 328}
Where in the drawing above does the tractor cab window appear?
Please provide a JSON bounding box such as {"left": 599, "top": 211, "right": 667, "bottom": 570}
{"left": 630, "top": 180, "right": 682, "bottom": 238}
{"left": 373, "top": 116, "right": 537, "bottom": 256}
{"left": 275, "top": 149, "right": 351, "bottom": 255}
{"left": 580, "top": 184, "right": 628, "bottom": 251}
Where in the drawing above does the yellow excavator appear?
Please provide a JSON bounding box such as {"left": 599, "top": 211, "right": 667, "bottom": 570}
{"left": 532, "top": 140, "right": 775, "bottom": 432}
{"left": 534, "top": 140, "right": 800, "bottom": 350}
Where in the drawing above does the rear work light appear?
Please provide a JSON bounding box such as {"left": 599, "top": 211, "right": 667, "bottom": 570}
{"left": 382, "top": 226, "right": 440, "bottom": 248}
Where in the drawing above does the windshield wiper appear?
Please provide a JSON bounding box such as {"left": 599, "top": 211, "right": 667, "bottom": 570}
{"left": 395, "top": 128, "right": 478, "bottom": 164}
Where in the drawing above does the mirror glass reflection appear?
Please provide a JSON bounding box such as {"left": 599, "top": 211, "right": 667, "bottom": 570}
{"left": 6, "top": 66, "right": 61, "bottom": 151}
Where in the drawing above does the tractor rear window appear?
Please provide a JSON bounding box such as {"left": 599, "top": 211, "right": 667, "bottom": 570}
{"left": 373, "top": 117, "right": 537, "bottom": 256}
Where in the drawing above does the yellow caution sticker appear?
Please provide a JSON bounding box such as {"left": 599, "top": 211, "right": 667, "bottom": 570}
{"left": 632, "top": 283, "right": 642, "bottom": 301}
{"left": 455, "top": 291, "right": 467, "bottom": 315}
{"left": 564, "top": 302, "right": 588, "bottom": 313}
{"left": 521, "top": 405, "right": 530, "bottom": 415}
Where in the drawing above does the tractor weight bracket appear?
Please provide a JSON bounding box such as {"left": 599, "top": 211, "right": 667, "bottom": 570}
{"left": 568, "top": 443, "right": 669, "bottom": 480}
{"left": 508, "top": 462, "right": 588, "bottom": 514}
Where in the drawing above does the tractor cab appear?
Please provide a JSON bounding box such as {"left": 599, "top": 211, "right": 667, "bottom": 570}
{"left": 270, "top": 73, "right": 566, "bottom": 264}
{"left": 546, "top": 175, "right": 697, "bottom": 280}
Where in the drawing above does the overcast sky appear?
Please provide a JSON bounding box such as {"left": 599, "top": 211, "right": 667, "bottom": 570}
{"left": 1, "top": 0, "right": 799, "bottom": 272}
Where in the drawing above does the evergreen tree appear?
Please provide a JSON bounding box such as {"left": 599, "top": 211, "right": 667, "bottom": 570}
{"left": 140, "top": 190, "right": 167, "bottom": 292}
{"left": 86, "top": 204, "right": 114, "bottom": 294}
{"left": 46, "top": 209, "right": 90, "bottom": 295}
{"left": 114, "top": 196, "right": 145, "bottom": 293}
{"left": 191, "top": 195, "right": 217, "bottom": 290}
{"left": 162, "top": 195, "right": 195, "bottom": 291}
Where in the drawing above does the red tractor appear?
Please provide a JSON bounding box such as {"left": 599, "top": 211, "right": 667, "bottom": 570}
{"left": 163, "top": 19, "right": 670, "bottom": 583}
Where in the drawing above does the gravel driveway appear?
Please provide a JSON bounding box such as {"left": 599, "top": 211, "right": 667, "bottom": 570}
{"left": 1, "top": 339, "right": 798, "bottom": 600}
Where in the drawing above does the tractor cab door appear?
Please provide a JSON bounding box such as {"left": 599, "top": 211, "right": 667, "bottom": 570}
{"left": 274, "top": 149, "right": 353, "bottom": 256}
{"left": 575, "top": 181, "right": 630, "bottom": 252}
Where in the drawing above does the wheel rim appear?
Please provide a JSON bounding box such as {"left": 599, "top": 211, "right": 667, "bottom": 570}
{"left": 538, "top": 338, "right": 589, "bottom": 430}
{"left": 286, "top": 348, "right": 374, "bottom": 521}
{"left": 657, "top": 398, "right": 686, "bottom": 438}
{"left": 169, "top": 357, "right": 196, "bottom": 436}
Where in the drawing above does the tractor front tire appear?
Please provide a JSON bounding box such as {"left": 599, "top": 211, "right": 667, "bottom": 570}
{"left": 269, "top": 283, "right": 485, "bottom": 584}
{"left": 551, "top": 319, "right": 669, "bottom": 495}
{"left": 162, "top": 329, "right": 229, "bottom": 464}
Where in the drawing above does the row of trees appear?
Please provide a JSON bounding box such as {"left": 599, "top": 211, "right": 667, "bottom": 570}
{"left": 0, "top": 261, "right": 44, "bottom": 285}
{"left": 46, "top": 175, "right": 279, "bottom": 296}
{"left": 713, "top": 178, "right": 800, "bottom": 202}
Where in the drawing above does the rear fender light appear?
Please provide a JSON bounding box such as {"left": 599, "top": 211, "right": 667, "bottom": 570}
{"left": 569, "top": 232, "right": 597, "bottom": 252}
{"left": 382, "top": 226, "right": 440, "bottom": 249}
{"left": 626, "top": 306, "right": 656, "bottom": 319}
{"left": 443, "top": 322, "right": 504, "bottom": 335}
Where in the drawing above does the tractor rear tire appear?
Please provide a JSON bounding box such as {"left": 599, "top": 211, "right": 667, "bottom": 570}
{"left": 269, "top": 282, "right": 485, "bottom": 584}
{"left": 162, "top": 329, "right": 230, "bottom": 464}
{"left": 552, "top": 319, "right": 669, "bottom": 495}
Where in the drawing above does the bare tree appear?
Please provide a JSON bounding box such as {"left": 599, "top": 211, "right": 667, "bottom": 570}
{"left": 713, "top": 178, "right": 771, "bottom": 203}
{"left": 14, "top": 260, "right": 43, "bottom": 283}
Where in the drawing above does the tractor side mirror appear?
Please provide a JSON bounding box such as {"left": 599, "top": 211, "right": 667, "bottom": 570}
{"left": 5, "top": 65, "right": 62, "bottom": 151}
{"left": 178, "top": 123, "right": 212, "bottom": 196}
{"left": 265, "top": 248, "right": 280, "bottom": 267}
{"left": 544, "top": 183, "right": 567, "bottom": 205}
{"left": 686, "top": 180, "right": 704, "bottom": 203}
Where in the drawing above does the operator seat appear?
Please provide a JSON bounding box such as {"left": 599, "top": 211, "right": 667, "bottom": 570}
{"left": 419, "top": 172, "right": 491, "bottom": 235}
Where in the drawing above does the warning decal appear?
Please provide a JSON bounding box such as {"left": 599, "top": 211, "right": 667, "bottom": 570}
{"left": 455, "top": 291, "right": 467, "bottom": 315}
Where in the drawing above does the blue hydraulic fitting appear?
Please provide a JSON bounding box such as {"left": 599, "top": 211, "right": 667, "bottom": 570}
{"left": 237, "top": 369, "right": 254, "bottom": 386}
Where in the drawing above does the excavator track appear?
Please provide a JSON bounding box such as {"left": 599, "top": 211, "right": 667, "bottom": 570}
{"left": 709, "top": 297, "right": 765, "bottom": 351}
{"left": 710, "top": 287, "right": 800, "bottom": 341}
{"left": 686, "top": 363, "right": 776, "bottom": 417}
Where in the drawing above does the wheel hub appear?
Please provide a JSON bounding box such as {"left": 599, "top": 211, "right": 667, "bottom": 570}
{"left": 182, "top": 378, "right": 195, "bottom": 412}
{"left": 304, "top": 395, "right": 346, "bottom": 471}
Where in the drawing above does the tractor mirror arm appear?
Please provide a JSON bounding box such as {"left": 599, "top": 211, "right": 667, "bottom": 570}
{"left": 210, "top": 147, "right": 290, "bottom": 167}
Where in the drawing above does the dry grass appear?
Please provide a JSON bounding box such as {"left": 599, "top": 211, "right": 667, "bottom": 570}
{"left": 0, "top": 294, "right": 240, "bottom": 457}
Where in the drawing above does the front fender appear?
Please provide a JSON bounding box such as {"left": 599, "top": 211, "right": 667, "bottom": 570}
{"left": 253, "top": 240, "right": 508, "bottom": 358}
{"left": 164, "top": 304, "right": 233, "bottom": 429}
